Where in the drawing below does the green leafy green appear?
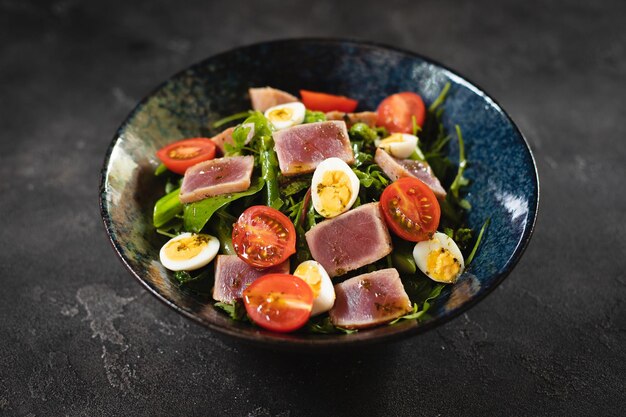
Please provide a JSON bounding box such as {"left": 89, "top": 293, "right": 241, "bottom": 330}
{"left": 214, "top": 300, "right": 248, "bottom": 321}
{"left": 349, "top": 122, "right": 379, "bottom": 143}
{"left": 153, "top": 187, "right": 183, "bottom": 228}
{"left": 443, "top": 227, "right": 473, "bottom": 251}
{"left": 224, "top": 123, "right": 253, "bottom": 156}
{"left": 352, "top": 164, "right": 390, "bottom": 201}
{"left": 466, "top": 218, "right": 490, "bottom": 265}
{"left": 428, "top": 82, "right": 451, "bottom": 112}
{"left": 212, "top": 111, "right": 252, "bottom": 129}
{"left": 390, "top": 283, "right": 444, "bottom": 324}
{"left": 173, "top": 268, "right": 212, "bottom": 285}
{"left": 303, "top": 110, "right": 327, "bottom": 123}
{"left": 207, "top": 208, "right": 237, "bottom": 255}
{"left": 391, "top": 237, "right": 417, "bottom": 274}
{"left": 154, "top": 163, "right": 168, "bottom": 176}
{"left": 449, "top": 125, "right": 469, "bottom": 200}
{"left": 279, "top": 175, "right": 311, "bottom": 197}
{"left": 156, "top": 218, "right": 183, "bottom": 238}
{"left": 183, "top": 177, "right": 265, "bottom": 232}
{"left": 306, "top": 316, "right": 357, "bottom": 334}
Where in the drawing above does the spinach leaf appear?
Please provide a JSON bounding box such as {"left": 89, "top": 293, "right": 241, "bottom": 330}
{"left": 183, "top": 177, "right": 265, "bottom": 232}
{"left": 153, "top": 187, "right": 183, "bottom": 228}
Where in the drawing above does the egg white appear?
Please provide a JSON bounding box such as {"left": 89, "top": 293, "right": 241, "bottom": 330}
{"left": 413, "top": 232, "right": 465, "bottom": 283}
{"left": 293, "top": 260, "right": 335, "bottom": 316}
{"left": 311, "top": 157, "right": 360, "bottom": 218}
{"left": 264, "top": 102, "right": 305, "bottom": 130}
{"left": 159, "top": 233, "right": 220, "bottom": 271}
{"left": 375, "top": 133, "right": 419, "bottom": 159}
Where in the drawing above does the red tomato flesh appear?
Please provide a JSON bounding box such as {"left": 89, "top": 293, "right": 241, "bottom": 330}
{"left": 380, "top": 177, "right": 441, "bottom": 242}
{"left": 232, "top": 206, "right": 296, "bottom": 268}
{"left": 376, "top": 92, "right": 426, "bottom": 134}
{"left": 156, "top": 138, "right": 217, "bottom": 175}
{"left": 243, "top": 274, "right": 314, "bottom": 332}
{"left": 300, "top": 90, "right": 358, "bottom": 113}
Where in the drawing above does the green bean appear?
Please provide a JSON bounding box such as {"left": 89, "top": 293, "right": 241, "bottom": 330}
{"left": 260, "top": 135, "right": 282, "bottom": 210}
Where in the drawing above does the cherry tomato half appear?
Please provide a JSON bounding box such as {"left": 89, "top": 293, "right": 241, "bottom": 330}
{"left": 156, "top": 138, "right": 217, "bottom": 175}
{"left": 243, "top": 274, "right": 314, "bottom": 332}
{"left": 380, "top": 177, "right": 441, "bottom": 242}
{"left": 300, "top": 90, "right": 358, "bottom": 113}
{"left": 232, "top": 206, "right": 297, "bottom": 268}
{"left": 376, "top": 92, "right": 426, "bottom": 134}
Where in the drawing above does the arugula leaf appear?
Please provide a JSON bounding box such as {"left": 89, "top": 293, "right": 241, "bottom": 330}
{"left": 428, "top": 82, "right": 451, "bottom": 112}
{"left": 390, "top": 283, "right": 444, "bottom": 324}
{"left": 303, "top": 110, "right": 327, "bottom": 123}
{"left": 183, "top": 177, "right": 265, "bottom": 232}
{"left": 352, "top": 164, "right": 390, "bottom": 202}
{"left": 306, "top": 316, "right": 357, "bottom": 334}
{"left": 349, "top": 122, "right": 379, "bottom": 143}
{"left": 214, "top": 300, "right": 248, "bottom": 321}
{"left": 279, "top": 175, "right": 311, "bottom": 197}
{"left": 224, "top": 123, "right": 253, "bottom": 156}
{"left": 444, "top": 227, "right": 473, "bottom": 251}
{"left": 466, "top": 218, "right": 490, "bottom": 265}
{"left": 449, "top": 125, "right": 469, "bottom": 200}
{"left": 173, "top": 268, "right": 212, "bottom": 285}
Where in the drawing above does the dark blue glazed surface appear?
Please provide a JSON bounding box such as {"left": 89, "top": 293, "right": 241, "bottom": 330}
{"left": 100, "top": 39, "right": 538, "bottom": 349}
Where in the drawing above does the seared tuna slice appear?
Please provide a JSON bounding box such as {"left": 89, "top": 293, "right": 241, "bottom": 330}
{"left": 374, "top": 148, "right": 446, "bottom": 199}
{"left": 329, "top": 268, "right": 412, "bottom": 329}
{"left": 325, "top": 111, "right": 378, "bottom": 128}
{"left": 273, "top": 121, "right": 354, "bottom": 176}
{"left": 305, "top": 202, "right": 392, "bottom": 277}
{"left": 179, "top": 155, "right": 254, "bottom": 203}
{"left": 210, "top": 123, "right": 255, "bottom": 155}
{"left": 249, "top": 87, "right": 299, "bottom": 112}
{"left": 212, "top": 255, "right": 290, "bottom": 303}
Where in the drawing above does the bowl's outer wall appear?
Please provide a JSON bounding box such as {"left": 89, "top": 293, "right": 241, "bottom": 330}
{"left": 101, "top": 39, "right": 538, "bottom": 348}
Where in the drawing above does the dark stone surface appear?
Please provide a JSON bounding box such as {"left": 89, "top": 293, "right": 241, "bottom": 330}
{"left": 0, "top": 0, "right": 624, "bottom": 416}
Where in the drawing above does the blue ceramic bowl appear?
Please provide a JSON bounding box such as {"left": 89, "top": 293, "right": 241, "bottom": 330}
{"left": 100, "top": 39, "right": 538, "bottom": 349}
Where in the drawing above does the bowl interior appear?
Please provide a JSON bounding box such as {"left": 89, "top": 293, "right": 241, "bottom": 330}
{"left": 100, "top": 39, "right": 538, "bottom": 349}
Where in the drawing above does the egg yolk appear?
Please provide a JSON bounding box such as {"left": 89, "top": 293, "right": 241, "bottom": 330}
{"left": 379, "top": 133, "right": 404, "bottom": 146}
{"left": 268, "top": 107, "right": 293, "bottom": 122}
{"left": 294, "top": 263, "right": 322, "bottom": 297}
{"left": 316, "top": 170, "right": 352, "bottom": 217}
{"left": 426, "top": 248, "right": 461, "bottom": 283}
{"left": 163, "top": 235, "right": 208, "bottom": 261}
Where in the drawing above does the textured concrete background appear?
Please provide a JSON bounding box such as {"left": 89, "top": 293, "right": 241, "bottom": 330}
{"left": 1, "top": 0, "right": 625, "bottom": 416}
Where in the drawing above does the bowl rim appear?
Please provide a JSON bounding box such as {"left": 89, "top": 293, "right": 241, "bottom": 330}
{"left": 99, "top": 37, "right": 540, "bottom": 350}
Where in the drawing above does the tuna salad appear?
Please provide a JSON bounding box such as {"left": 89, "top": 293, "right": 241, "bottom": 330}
{"left": 151, "top": 85, "right": 487, "bottom": 334}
